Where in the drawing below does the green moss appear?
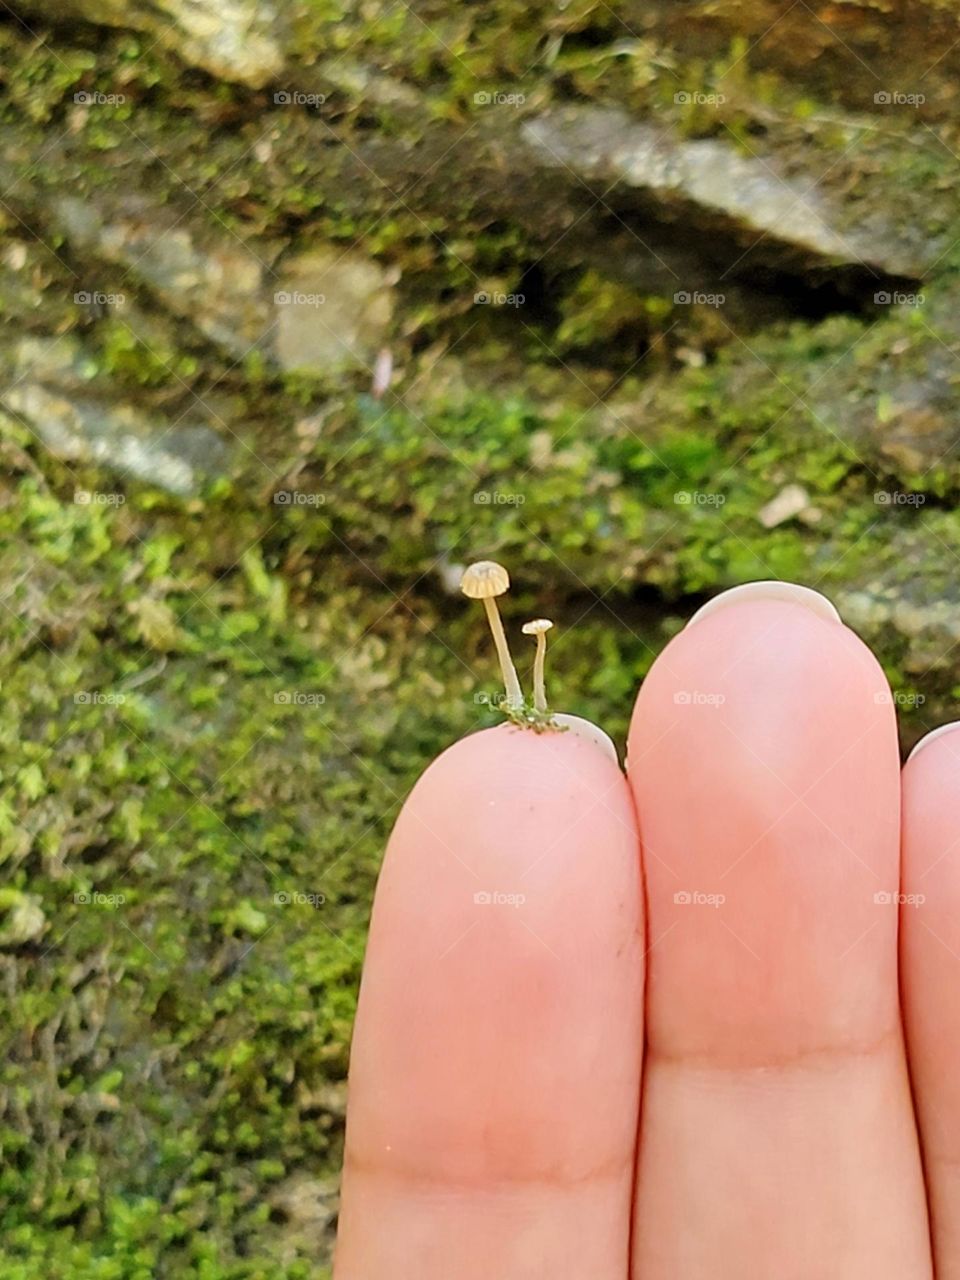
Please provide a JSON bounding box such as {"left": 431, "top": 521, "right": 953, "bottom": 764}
{"left": 554, "top": 270, "right": 658, "bottom": 353}
{"left": 0, "top": 447, "right": 672, "bottom": 1274}
{"left": 6, "top": 306, "right": 944, "bottom": 1255}
{"left": 95, "top": 320, "right": 200, "bottom": 386}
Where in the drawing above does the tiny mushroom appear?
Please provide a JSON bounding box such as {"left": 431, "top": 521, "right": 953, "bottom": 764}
{"left": 461, "top": 561, "right": 524, "bottom": 710}
{"left": 522, "top": 618, "right": 554, "bottom": 713}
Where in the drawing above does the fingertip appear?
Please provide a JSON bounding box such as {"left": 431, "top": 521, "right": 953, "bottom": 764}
{"left": 552, "top": 713, "right": 619, "bottom": 766}
{"left": 686, "top": 580, "right": 841, "bottom": 628}
{"left": 905, "top": 721, "right": 960, "bottom": 767}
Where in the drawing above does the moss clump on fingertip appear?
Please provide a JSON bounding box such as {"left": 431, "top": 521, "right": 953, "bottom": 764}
{"left": 503, "top": 703, "right": 567, "bottom": 733}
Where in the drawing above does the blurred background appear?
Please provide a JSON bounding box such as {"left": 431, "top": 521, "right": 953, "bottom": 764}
{"left": 1, "top": 0, "right": 958, "bottom": 1274}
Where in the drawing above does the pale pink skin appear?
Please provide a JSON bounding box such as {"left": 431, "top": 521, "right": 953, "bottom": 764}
{"left": 335, "top": 595, "right": 949, "bottom": 1277}
{"left": 629, "top": 599, "right": 929, "bottom": 1277}
{"left": 335, "top": 725, "right": 644, "bottom": 1278}
{"left": 902, "top": 726, "right": 960, "bottom": 1280}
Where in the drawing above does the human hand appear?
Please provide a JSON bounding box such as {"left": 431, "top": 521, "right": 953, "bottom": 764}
{"left": 334, "top": 583, "right": 955, "bottom": 1278}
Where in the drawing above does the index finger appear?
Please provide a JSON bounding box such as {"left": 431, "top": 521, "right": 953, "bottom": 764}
{"left": 334, "top": 723, "right": 644, "bottom": 1279}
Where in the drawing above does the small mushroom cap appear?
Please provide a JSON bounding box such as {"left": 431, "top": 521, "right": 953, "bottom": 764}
{"left": 461, "top": 560, "right": 510, "bottom": 599}
{"left": 522, "top": 618, "right": 554, "bottom": 636}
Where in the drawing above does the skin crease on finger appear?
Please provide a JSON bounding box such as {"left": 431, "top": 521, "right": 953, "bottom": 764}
{"left": 627, "top": 591, "right": 932, "bottom": 1279}
{"left": 334, "top": 723, "right": 645, "bottom": 1280}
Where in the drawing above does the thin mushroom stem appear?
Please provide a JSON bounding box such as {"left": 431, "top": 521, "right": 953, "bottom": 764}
{"left": 532, "top": 631, "right": 548, "bottom": 713}
{"left": 482, "top": 597, "right": 524, "bottom": 710}
{"left": 522, "top": 619, "right": 553, "bottom": 714}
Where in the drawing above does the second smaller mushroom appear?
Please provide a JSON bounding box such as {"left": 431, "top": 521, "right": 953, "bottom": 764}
{"left": 522, "top": 618, "right": 554, "bottom": 714}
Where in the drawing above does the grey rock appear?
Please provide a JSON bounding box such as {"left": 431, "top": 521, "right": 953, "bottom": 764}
{"left": 522, "top": 107, "right": 928, "bottom": 278}
{"left": 2, "top": 338, "right": 230, "bottom": 495}
{"left": 55, "top": 196, "right": 271, "bottom": 361}
{"left": 161, "top": 0, "right": 284, "bottom": 88}
{"left": 839, "top": 573, "right": 960, "bottom": 677}
{"left": 54, "top": 197, "right": 397, "bottom": 377}
{"left": 8, "top": 0, "right": 284, "bottom": 88}
{"left": 273, "top": 249, "right": 397, "bottom": 375}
